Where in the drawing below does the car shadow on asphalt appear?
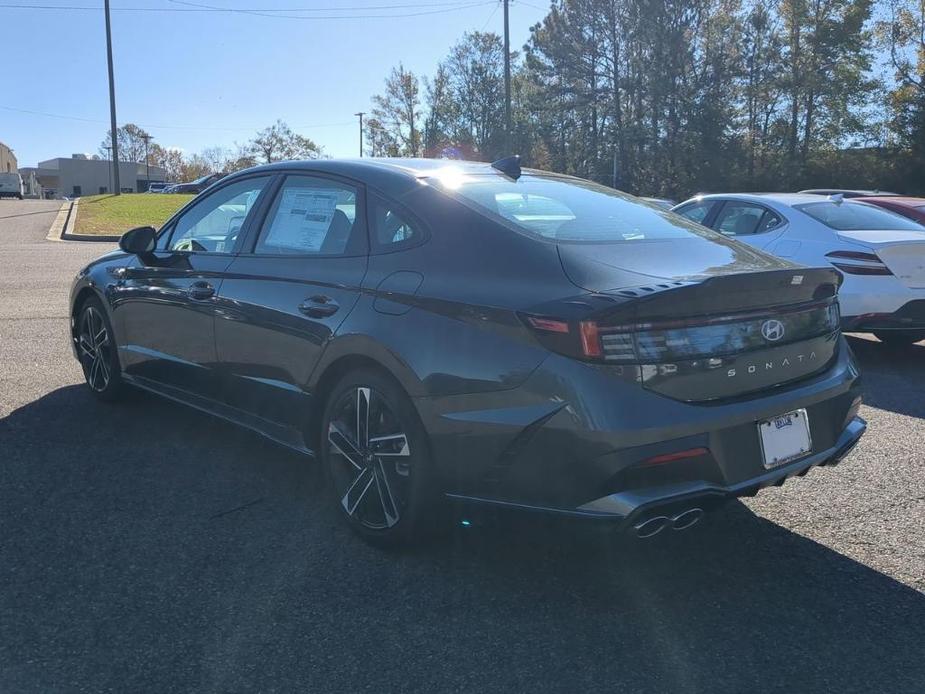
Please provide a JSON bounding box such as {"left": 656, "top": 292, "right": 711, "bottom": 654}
{"left": 2, "top": 383, "right": 924, "bottom": 692}
{"left": 845, "top": 334, "right": 925, "bottom": 419}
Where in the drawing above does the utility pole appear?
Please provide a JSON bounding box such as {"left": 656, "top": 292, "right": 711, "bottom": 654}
{"left": 141, "top": 133, "right": 151, "bottom": 190}
{"left": 355, "top": 112, "right": 365, "bottom": 157}
{"left": 503, "top": 0, "right": 512, "bottom": 154}
{"left": 104, "top": 0, "right": 121, "bottom": 195}
{"left": 104, "top": 145, "right": 113, "bottom": 194}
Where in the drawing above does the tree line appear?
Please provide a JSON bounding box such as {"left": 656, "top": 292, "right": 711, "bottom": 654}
{"left": 365, "top": 0, "right": 925, "bottom": 197}
{"left": 99, "top": 119, "right": 321, "bottom": 182}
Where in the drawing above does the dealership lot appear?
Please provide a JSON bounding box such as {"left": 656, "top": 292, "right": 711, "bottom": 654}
{"left": 1, "top": 200, "right": 923, "bottom": 692}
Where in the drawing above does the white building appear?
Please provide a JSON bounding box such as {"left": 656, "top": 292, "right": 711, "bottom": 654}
{"left": 0, "top": 140, "right": 17, "bottom": 174}
{"left": 20, "top": 155, "right": 167, "bottom": 199}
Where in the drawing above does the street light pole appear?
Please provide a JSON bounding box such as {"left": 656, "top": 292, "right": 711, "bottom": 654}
{"left": 141, "top": 133, "right": 151, "bottom": 190}
{"left": 104, "top": 0, "right": 121, "bottom": 195}
{"left": 503, "top": 0, "right": 512, "bottom": 154}
{"left": 104, "top": 145, "right": 112, "bottom": 193}
{"left": 355, "top": 112, "right": 365, "bottom": 157}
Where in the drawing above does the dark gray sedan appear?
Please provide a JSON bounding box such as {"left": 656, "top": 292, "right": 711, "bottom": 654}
{"left": 69, "top": 158, "right": 865, "bottom": 546}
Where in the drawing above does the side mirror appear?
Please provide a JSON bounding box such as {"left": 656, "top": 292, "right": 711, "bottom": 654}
{"left": 119, "top": 226, "right": 156, "bottom": 254}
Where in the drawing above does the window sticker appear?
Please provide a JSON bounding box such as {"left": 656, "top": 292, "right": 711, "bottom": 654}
{"left": 265, "top": 188, "right": 339, "bottom": 251}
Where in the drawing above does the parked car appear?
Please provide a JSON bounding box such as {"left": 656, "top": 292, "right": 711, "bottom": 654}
{"left": 146, "top": 182, "right": 170, "bottom": 194}
{"left": 640, "top": 196, "right": 676, "bottom": 210}
{"left": 0, "top": 172, "right": 24, "bottom": 199}
{"left": 799, "top": 188, "right": 899, "bottom": 198}
{"left": 852, "top": 196, "right": 925, "bottom": 225}
{"left": 69, "top": 159, "right": 865, "bottom": 546}
{"left": 673, "top": 193, "right": 925, "bottom": 345}
{"left": 168, "top": 172, "right": 226, "bottom": 194}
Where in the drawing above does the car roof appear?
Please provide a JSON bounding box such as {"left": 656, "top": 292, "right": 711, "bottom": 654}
{"left": 685, "top": 192, "right": 829, "bottom": 207}
{"left": 854, "top": 196, "right": 925, "bottom": 207}
{"left": 228, "top": 158, "right": 545, "bottom": 197}
{"left": 799, "top": 189, "right": 899, "bottom": 196}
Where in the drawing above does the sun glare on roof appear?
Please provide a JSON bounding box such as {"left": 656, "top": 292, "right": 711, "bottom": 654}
{"left": 429, "top": 166, "right": 471, "bottom": 190}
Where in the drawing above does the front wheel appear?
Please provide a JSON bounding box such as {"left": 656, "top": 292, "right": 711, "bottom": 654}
{"left": 321, "top": 369, "right": 436, "bottom": 547}
{"left": 76, "top": 297, "right": 124, "bottom": 401}
{"left": 874, "top": 330, "right": 925, "bottom": 346}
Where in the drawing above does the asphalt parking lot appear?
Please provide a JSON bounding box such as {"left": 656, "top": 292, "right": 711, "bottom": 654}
{"left": 1, "top": 199, "right": 923, "bottom": 693}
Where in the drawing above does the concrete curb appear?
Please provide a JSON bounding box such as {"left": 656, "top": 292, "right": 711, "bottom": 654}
{"left": 45, "top": 202, "right": 71, "bottom": 242}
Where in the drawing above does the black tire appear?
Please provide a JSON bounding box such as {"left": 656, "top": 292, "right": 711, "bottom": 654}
{"left": 874, "top": 330, "right": 925, "bottom": 346}
{"left": 320, "top": 368, "right": 437, "bottom": 547}
{"left": 76, "top": 296, "right": 124, "bottom": 401}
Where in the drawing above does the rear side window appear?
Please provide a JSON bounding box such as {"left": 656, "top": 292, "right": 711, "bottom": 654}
{"left": 674, "top": 200, "right": 716, "bottom": 224}
{"left": 714, "top": 202, "right": 782, "bottom": 236}
{"left": 255, "top": 175, "right": 362, "bottom": 256}
{"left": 442, "top": 174, "right": 720, "bottom": 243}
{"left": 370, "top": 197, "right": 425, "bottom": 251}
{"left": 795, "top": 201, "right": 925, "bottom": 231}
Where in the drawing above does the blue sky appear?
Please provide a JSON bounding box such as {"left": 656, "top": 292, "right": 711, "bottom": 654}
{"left": 2, "top": 1, "right": 548, "bottom": 166}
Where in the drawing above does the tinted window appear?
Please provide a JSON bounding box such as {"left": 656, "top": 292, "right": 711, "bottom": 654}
{"left": 795, "top": 201, "right": 925, "bottom": 231}
{"left": 168, "top": 176, "right": 268, "bottom": 252}
{"left": 674, "top": 200, "right": 715, "bottom": 224}
{"left": 444, "top": 174, "right": 718, "bottom": 243}
{"left": 757, "top": 210, "right": 784, "bottom": 232}
{"left": 371, "top": 198, "right": 423, "bottom": 249}
{"left": 714, "top": 202, "right": 770, "bottom": 236}
{"left": 256, "top": 175, "right": 359, "bottom": 255}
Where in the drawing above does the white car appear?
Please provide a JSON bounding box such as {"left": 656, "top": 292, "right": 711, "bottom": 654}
{"left": 673, "top": 193, "right": 925, "bottom": 345}
{"left": 0, "top": 172, "right": 24, "bottom": 199}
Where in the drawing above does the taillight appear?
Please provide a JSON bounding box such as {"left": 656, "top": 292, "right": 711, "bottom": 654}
{"left": 825, "top": 250, "right": 893, "bottom": 276}
{"left": 578, "top": 321, "right": 602, "bottom": 358}
{"left": 522, "top": 299, "right": 840, "bottom": 363}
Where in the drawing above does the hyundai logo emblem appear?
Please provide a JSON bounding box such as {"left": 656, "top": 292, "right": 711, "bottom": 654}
{"left": 761, "top": 319, "right": 785, "bottom": 342}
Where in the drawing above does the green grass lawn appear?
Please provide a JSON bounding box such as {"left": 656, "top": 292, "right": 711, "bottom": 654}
{"left": 73, "top": 193, "right": 195, "bottom": 235}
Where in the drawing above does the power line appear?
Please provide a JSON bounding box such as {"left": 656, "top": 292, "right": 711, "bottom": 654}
{"left": 0, "top": 1, "right": 495, "bottom": 18}
{"left": 479, "top": 0, "right": 498, "bottom": 30}
{"left": 0, "top": 104, "right": 356, "bottom": 132}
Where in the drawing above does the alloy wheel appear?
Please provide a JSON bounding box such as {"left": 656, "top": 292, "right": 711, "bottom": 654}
{"left": 78, "top": 306, "right": 112, "bottom": 392}
{"left": 327, "top": 386, "right": 411, "bottom": 530}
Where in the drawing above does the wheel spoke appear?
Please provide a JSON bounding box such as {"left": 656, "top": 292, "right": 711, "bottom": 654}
{"left": 356, "top": 387, "right": 370, "bottom": 450}
{"left": 369, "top": 433, "right": 410, "bottom": 457}
{"left": 97, "top": 352, "right": 110, "bottom": 386}
{"left": 341, "top": 466, "right": 375, "bottom": 517}
{"left": 328, "top": 422, "right": 364, "bottom": 470}
{"left": 94, "top": 326, "right": 109, "bottom": 347}
{"left": 373, "top": 459, "right": 400, "bottom": 527}
{"left": 78, "top": 334, "right": 95, "bottom": 360}
{"left": 89, "top": 355, "right": 102, "bottom": 390}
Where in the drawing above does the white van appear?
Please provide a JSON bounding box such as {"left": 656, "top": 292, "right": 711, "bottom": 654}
{"left": 0, "top": 172, "right": 24, "bottom": 199}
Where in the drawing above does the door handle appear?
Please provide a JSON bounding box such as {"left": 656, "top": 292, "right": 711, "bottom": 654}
{"left": 298, "top": 295, "right": 339, "bottom": 318}
{"left": 187, "top": 281, "right": 215, "bottom": 300}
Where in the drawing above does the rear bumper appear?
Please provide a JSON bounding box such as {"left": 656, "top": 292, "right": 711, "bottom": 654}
{"left": 576, "top": 416, "right": 866, "bottom": 529}
{"left": 842, "top": 299, "right": 925, "bottom": 332}
{"left": 426, "top": 336, "right": 863, "bottom": 522}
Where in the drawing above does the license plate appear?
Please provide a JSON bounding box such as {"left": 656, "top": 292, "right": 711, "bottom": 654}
{"left": 757, "top": 409, "right": 812, "bottom": 468}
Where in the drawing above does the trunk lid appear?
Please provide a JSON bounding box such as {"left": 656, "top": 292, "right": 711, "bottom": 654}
{"left": 555, "top": 240, "right": 842, "bottom": 401}
{"left": 557, "top": 237, "right": 795, "bottom": 293}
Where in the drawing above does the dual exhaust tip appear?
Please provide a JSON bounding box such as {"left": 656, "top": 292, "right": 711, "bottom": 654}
{"left": 633, "top": 508, "right": 704, "bottom": 538}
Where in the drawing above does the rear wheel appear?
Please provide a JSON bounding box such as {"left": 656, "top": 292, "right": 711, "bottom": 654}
{"left": 874, "top": 330, "right": 925, "bottom": 346}
{"left": 76, "top": 297, "right": 123, "bottom": 401}
{"left": 321, "top": 369, "right": 435, "bottom": 547}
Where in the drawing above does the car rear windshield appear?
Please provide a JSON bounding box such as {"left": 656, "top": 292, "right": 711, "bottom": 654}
{"left": 441, "top": 174, "right": 714, "bottom": 243}
{"left": 795, "top": 201, "right": 925, "bottom": 231}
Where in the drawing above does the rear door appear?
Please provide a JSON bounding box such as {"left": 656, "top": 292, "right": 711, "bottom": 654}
{"left": 214, "top": 173, "right": 369, "bottom": 428}
{"left": 115, "top": 175, "right": 273, "bottom": 398}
